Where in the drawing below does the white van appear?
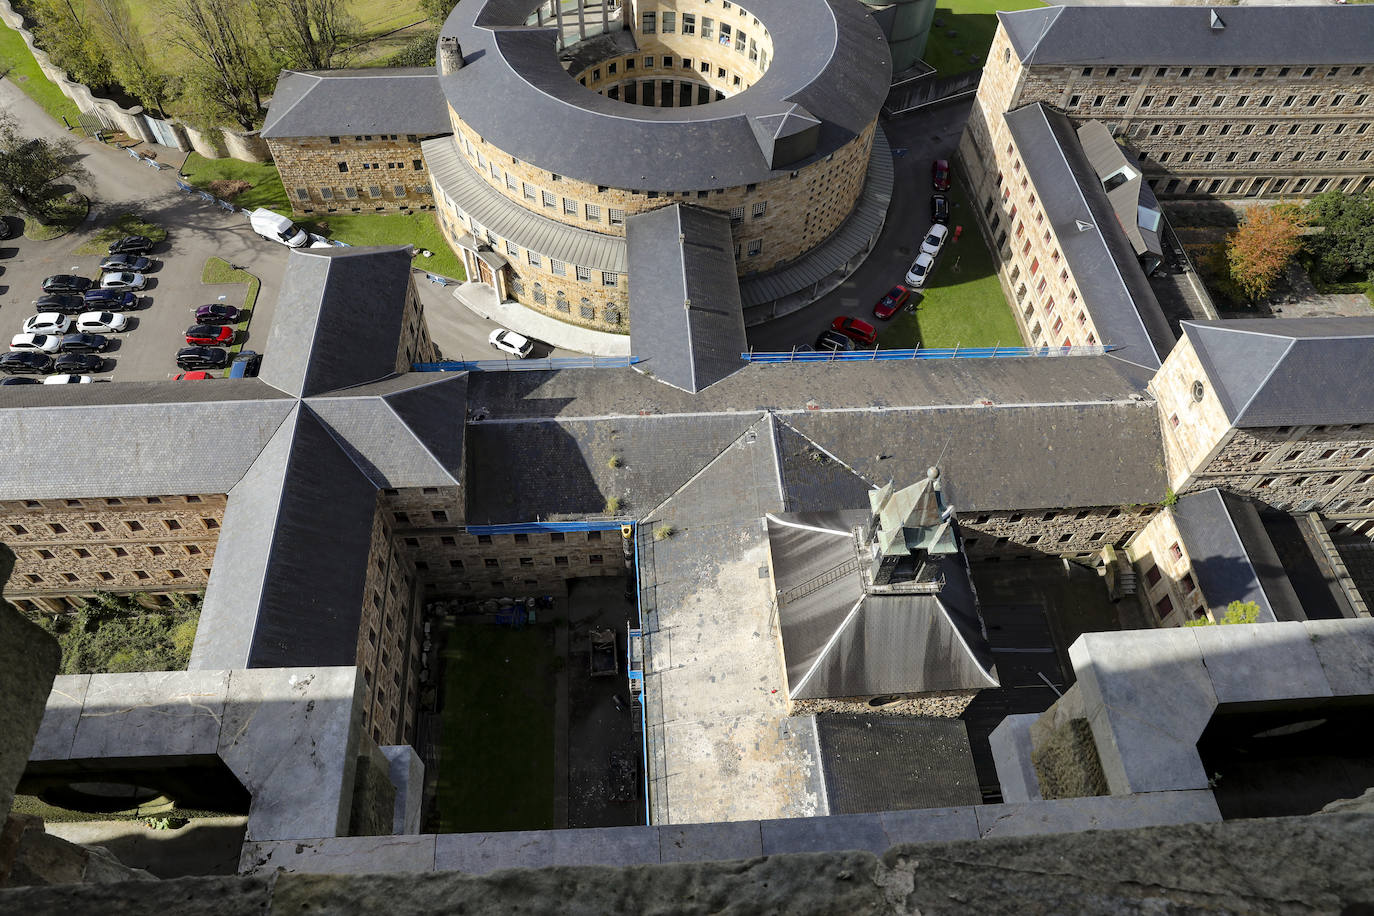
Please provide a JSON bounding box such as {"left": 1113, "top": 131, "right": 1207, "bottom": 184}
{"left": 248, "top": 208, "right": 310, "bottom": 248}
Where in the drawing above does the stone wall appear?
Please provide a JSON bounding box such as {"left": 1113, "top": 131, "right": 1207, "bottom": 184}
{"left": 1148, "top": 336, "right": 1231, "bottom": 494}
{"left": 357, "top": 505, "right": 424, "bottom": 748}
{"left": 791, "top": 690, "right": 975, "bottom": 719}
{"left": 960, "top": 504, "right": 1160, "bottom": 562}
{"left": 269, "top": 135, "right": 436, "bottom": 216}
{"left": 1124, "top": 509, "right": 1204, "bottom": 627}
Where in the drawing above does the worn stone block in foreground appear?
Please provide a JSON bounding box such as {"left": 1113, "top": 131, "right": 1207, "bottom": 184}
{"left": 0, "top": 544, "right": 61, "bottom": 820}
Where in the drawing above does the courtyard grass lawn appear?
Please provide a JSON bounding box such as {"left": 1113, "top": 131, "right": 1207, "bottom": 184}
{"left": 203, "top": 257, "right": 261, "bottom": 365}
{"left": 436, "top": 624, "right": 557, "bottom": 833}
{"left": 0, "top": 23, "right": 82, "bottom": 126}
{"left": 921, "top": 0, "right": 1046, "bottom": 76}
{"left": 882, "top": 178, "right": 1022, "bottom": 350}
{"left": 181, "top": 154, "right": 293, "bottom": 212}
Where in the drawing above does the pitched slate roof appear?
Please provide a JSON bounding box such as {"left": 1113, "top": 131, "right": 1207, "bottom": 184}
{"left": 1001, "top": 6, "right": 1374, "bottom": 67}
{"left": 1077, "top": 121, "right": 1162, "bottom": 262}
{"left": 440, "top": 0, "right": 891, "bottom": 189}
{"left": 626, "top": 204, "right": 747, "bottom": 393}
{"left": 1004, "top": 104, "right": 1175, "bottom": 371}
{"left": 261, "top": 69, "right": 451, "bottom": 139}
{"left": 1183, "top": 318, "right": 1374, "bottom": 428}
{"left": 259, "top": 246, "right": 415, "bottom": 398}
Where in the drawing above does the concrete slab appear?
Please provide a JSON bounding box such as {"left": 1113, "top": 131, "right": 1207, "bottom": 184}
{"left": 658, "top": 821, "right": 764, "bottom": 864}
{"left": 973, "top": 791, "right": 1222, "bottom": 840}
{"left": 433, "top": 829, "right": 558, "bottom": 874}
{"left": 1191, "top": 622, "right": 1332, "bottom": 704}
{"left": 220, "top": 668, "right": 363, "bottom": 842}
{"left": 29, "top": 675, "right": 90, "bottom": 762}
{"left": 879, "top": 806, "right": 981, "bottom": 845}
{"left": 546, "top": 825, "right": 661, "bottom": 868}
{"left": 70, "top": 670, "right": 229, "bottom": 759}
{"left": 760, "top": 812, "right": 890, "bottom": 855}
{"left": 989, "top": 714, "right": 1042, "bottom": 803}
{"left": 1305, "top": 618, "right": 1374, "bottom": 697}
{"left": 240, "top": 836, "right": 437, "bottom": 875}
{"left": 380, "top": 745, "right": 425, "bottom": 835}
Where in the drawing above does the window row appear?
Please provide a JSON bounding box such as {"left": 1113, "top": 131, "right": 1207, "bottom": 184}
{"left": 415, "top": 554, "right": 606, "bottom": 571}
{"left": 1073, "top": 65, "right": 1366, "bottom": 80}
{"left": 6, "top": 517, "right": 218, "bottom": 536}
{"left": 1151, "top": 148, "right": 1372, "bottom": 166}
{"left": 512, "top": 280, "right": 623, "bottom": 325}
{"left": 21, "top": 568, "right": 207, "bottom": 585}
{"left": 580, "top": 55, "right": 751, "bottom": 92}
{"left": 1067, "top": 91, "right": 1370, "bottom": 110}
{"left": 1153, "top": 174, "right": 1374, "bottom": 197}
{"left": 639, "top": 7, "right": 769, "bottom": 67}
{"left": 25, "top": 542, "right": 207, "bottom": 560}
{"left": 327, "top": 134, "right": 417, "bottom": 143}
{"left": 7, "top": 496, "right": 207, "bottom": 509}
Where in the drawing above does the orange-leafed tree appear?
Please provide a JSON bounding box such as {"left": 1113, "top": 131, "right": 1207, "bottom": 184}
{"left": 1225, "top": 204, "right": 1307, "bottom": 303}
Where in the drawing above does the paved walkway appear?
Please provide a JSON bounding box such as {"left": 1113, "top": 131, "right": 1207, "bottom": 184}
{"left": 446, "top": 282, "right": 631, "bottom": 358}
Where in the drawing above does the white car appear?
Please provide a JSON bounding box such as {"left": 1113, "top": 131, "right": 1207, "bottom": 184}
{"left": 488, "top": 328, "right": 534, "bottom": 358}
{"left": 905, "top": 252, "right": 936, "bottom": 288}
{"left": 22, "top": 313, "right": 75, "bottom": 336}
{"left": 43, "top": 374, "right": 93, "bottom": 384}
{"left": 99, "top": 271, "right": 148, "bottom": 291}
{"left": 920, "top": 223, "right": 949, "bottom": 258}
{"left": 76, "top": 311, "right": 129, "bottom": 333}
{"left": 10, "top": 332, "right": 62, "bottom": 354}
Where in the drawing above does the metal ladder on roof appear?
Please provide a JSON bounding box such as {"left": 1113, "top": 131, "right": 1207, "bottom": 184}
{"left": 778, "top": 557, "right": 862, "bottom": 606}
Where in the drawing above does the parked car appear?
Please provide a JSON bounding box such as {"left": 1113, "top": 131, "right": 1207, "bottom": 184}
{"left": 22, "top": 313, "right": 74, "bottom": 336}
{"left": 0, "top": 376, "right": 41, "bottom": 385}
{"left": 194, "top": 304, "right": 241, "bottom": 325}
{"left": 930, "top": 194, "right": 950, "bottom": 225}
{"left": 873, "top": 284, "right": 911, "bottom": 320}
{"left": 176, "top": 346, "right": 229, "bottom": 370}
{"left": 229, "top": 349, "right": 261, "bottom": 378}
{"left": 931, "top": 158, "right": 951, "bottom": 191}
{"left": 108, "top": 235, "right": 154, "bottom": 255}
{"left": 830, "top": 316, "right": 878, "bottom": 347}
{"left": 98, "top": 253, "right": 152, "bottom": 272}
{"left": 37, "top": 293, "right": 93, "bottom": 315}
{"left": 42, "top": 274, "right": 93, "bottom": 294}
{"left": 0, "top": 351, "right": 54, "bottom": 374}
{"left": 83, "top": 288, "right": 140, "bottom": 310}
{"left": 75, "top": 311, "right": 129, "bottom": 333}
{"left": 175, "top": 370, "right": 215, "bottom": 380}
{"left": 920, "top": 223, "right": 950, "bottom": 259}
{"left": 43, "top": 373, "right": 94, "bottom": 384}
{"left": 488, "top": 328, "right": 534, "bottom": 358}
{"left": 10, "top": 333, "right": 62, "bottom": 354}
{"left": 53, "top": 351, "right": 103, "bottom": 373}
{"left": 0, "top": 215, "right": 13, "bottom": 240}
{"left": 58, "top": 332, "right": 109, "bottom": 353}
{"left": 814, "top": 329, "right": 857, "bottom": 353}
{"left": 905, "top": 252, "right": 936, "bottom": 288}
{"left": 185, "top": 325, "right": 234, "bottom": 346}
{"left": 99, "top": 271, "right": 147, "bottom": 291}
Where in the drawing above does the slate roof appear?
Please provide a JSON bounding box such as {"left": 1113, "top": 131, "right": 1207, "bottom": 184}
{"left": 1001, "top": 6, "right": 1374, "bottom": 67}
{"left": 1077, "top": 121, "right": 1162, "bottom": 262}
{"left": 1171, "top": 489, "right": 1306, "bottom": 624}
{"left": 640, "top": 415, "right": 785, "bottom": 530}
{"left": 259, "top": 246, "right": 414, "bottom": 398}
{"left": 423, "top": 136, "right": 627, "bottom": 273}
{"left": 261, "top": 69, "right": 451, "bottom": 139}
{"left": 1183, "top": 319, "right": 1374, "bottom": 428}
{"left": 1004, "top": 104, "right": 1174, "bottom": 371}
{"left": 626, "top": 204, "right": 747, "bottom": 393}
{"left": 439, "top": 0, "right": 891, "bottom": 189}
{"left": 767, "top": 511, "right": 998, "bottom": 700}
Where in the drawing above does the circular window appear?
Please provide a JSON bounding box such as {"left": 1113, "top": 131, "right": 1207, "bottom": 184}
{"left": 1191, "top": 380, "right": 1206, "bottom": 403}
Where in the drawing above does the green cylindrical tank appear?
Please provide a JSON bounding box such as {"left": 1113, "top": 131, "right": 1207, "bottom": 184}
{"left": 860, "top": 0, "right": 938, "bottom": 74}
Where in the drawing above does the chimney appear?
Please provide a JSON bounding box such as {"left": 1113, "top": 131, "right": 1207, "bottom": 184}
{"left": 439, "top": 36, "right": 464, "bottom": 75}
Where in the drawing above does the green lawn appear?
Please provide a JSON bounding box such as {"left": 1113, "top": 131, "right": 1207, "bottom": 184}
{"left": 203, "top": 257, "right": 261, "bottom": 364}
{"left": 181, "top": 154, "right": 293, "bottom": 212}
{"left": 922, "top": 0, "right": 1047, "bottom": 76}
{"left": 883, "top": 178, "right": 1022, "bottom": 350}
{"left": 0, "top": 22, "right": 82, "bottom": 125}
{"left": 437, "top": 624, "right": 557, "bottom": 833}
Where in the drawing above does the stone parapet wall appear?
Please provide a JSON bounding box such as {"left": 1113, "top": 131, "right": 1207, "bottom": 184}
{"left": 270, "top": 136, "right": 435, "bottom": 216}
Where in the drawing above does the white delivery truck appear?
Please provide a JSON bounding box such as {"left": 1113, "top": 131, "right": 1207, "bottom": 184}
{"left": 247, "top": 208, "right": 311, "bottom": 248}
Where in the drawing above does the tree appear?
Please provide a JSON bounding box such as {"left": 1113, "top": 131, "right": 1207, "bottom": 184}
{"left": 1225, "top": 204, "right": 1307, "bottom": 303}
{"left": 418, "top": 0, "right": 458, "bottom": 25}
{"left": 1184, "top": 600, "right": 1261, "bottom": 628}
{"left": 253, "top": 0, "right": 356, "bottom": 71}
{"left": 162, "top": 0, "right": 275, "bottom": 130}
{"left": 0, "top": 114, "right": 90, "bottom": 223}
{"left": 1302, "top": 191, "right": 1374, "bottom": 284}
{"left": 87, "top": 0, "right": 172, "bottom": 116}
{"left": 25, "top": 0, "right": 115, "bottom": 89}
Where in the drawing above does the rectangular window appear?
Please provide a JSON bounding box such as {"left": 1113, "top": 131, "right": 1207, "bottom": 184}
{"left": 527, "top": 251, "right": 541, "bottom": 268}
{"left": 683, "top": 13, "right": 695, "bottom": 34}
{"left": 585, "top": 203, "right": 601, "bottom": 221}
{"left": 541, "top": 190, "right": 556, "bottom": 208}
{"left": 661, "top": 10, "right": 675, "bottom": 32}
{"left": 702, "top": 17, "right": 713, "bottom": 40}
{"left": 641, "top": 11, "right": 655, "bottom": 33}
{"left": 602, "top": 271, "right": 619, "bottom": 287}
{"left": 563, "top": 198, "right": 577, "bottom": 215}
{"left": 550, "top": 259, "right": 566, "bottom": 276}
{"left": 751, "top": 201, "right": 766, "bottom": 218}
{"left": 746, "top": 238, "right": 762, "bottom": 257}
{"left": 576, "top": 266, "right": 591, "bottom": 282}
{"left": 608, "top": 208, "right": 625, "bottom": 226}
{"left": 522, "top": 182, "right": 536, "bottom": 201}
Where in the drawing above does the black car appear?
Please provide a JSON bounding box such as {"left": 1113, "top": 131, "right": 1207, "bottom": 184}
{"left": 0, "top": 376, "right": 40, "bottom": 385}
{"left": 34, "top": 294, "right": 89, "bottom": 315}
{"left": 99, "top": 253, "right": 153, "bottom": 272}
{"left": 42, "top": 274, "right": 94, "bottom": 294}
{"left": 930, "top": 194, "right": 950, "bottom": 225}
{"left": 176, "top": 346, "right": 229, "bottom": 370}
{"left": 0, "top": 351, "right": 54, "bottom": 374}
{"left": 54, "top": 352, "right": 103, "bottom": 373}
{"left": 59, "top": 332, "right": 109, "bottom": 353}
{"left": 194, "top": 304, "right": 241, "bottom": 325}
{"left": 814, "top": 329, "right": 856, "bottom": 352}
{"left": 82, "top": 288, "right": 139, "bottom": 310}
{"left": 108, "top": 235, "right": 153, "bottom": 255}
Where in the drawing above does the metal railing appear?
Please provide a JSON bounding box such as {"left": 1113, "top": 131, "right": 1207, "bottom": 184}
{"left": 414, "top": 355, "right": 640, "bottom": 372}
{"left": 743, "top": 344, "right": 1120, "bottom": 363}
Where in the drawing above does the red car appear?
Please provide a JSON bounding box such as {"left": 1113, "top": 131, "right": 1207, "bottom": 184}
{"left": 175, "top": 371, "right": 214, "bottom": 380}
{"left": 831, "top": 316, "right": 877, "bottom": 346}
{"left": 873, "top": 285, "right": 911, "bottom": 319}
{"left": 185, "top": 325, "right": 234, "bottom": 346}
{"left": 932, "top": 158, "right": 951, "bottom": 191}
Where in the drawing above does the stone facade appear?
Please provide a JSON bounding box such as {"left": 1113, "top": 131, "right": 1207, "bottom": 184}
{"left": 964, "top": 20, "right": 1374, "bottom": 201}
{"left": 1123, "top": 509, "right": 1205, "bottom": 627}
{"left": 959, "top": 505, "right": 1161, "bottom": 563}
{"left": 268, "top": 135, "right": 437, "bottom": 217}
{"left": 357, "top": 505, "right": 424, "bottom": 748}
{"left": 395, "top": 279, "right": 439, "bottom": 367}
{"left": 0, "top": 495, "right": 225, "bottom": 613}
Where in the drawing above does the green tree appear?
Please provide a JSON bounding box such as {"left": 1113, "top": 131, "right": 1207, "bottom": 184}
{"left": 162, "top": 0, "right": 275, "bottom": 129}
{"left": 0, "top": 114, "right": 90, "bottom": 223}
{"left": 1184, "top": 600, "right": 1261, "bottom": 628}
{"left": 1225, "top": 204, "right": 1307, "bottom": 302}
{"left": 24, "top": 0, "right": 115, "bottom": 88}
{"left": 1302, "top": 191, "right": 1374, "bottom": 284}
{"left": 87, "top": 0, "right": 172, "bottom": 115}
{"left": 418, "top": 0, "right": 457, "bottom": 25}
{"left": 253, "top": 0, "right": 356, "bottom": 71}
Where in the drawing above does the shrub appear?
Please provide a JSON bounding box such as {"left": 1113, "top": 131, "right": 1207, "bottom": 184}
{"left": 653, "top": 525, "right": 675, "bottom": 541}
{"left": 605, "top": 496, "right": 621, "bottom": 514}
{"left": 607, "top": 455, "right": 623, "bottom": 468}
{"left": 208, "top": 178, "right": 253, "bottom": 200}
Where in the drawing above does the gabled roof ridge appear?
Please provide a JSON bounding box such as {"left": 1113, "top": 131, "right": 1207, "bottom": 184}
{"left": 261, "top": 71, "right": 323, "bottom": 135}
{"left": 1004, "top": 6, "right": 1063, "bottom": 64}
{"left": 1183, "top": 319, "right": 1374, "bottom": 342}
{"left": 772, "top": 413, "right": 876, "bottom": 489}
{"left": 933, "top": 597, "right": 999, "bottom": 687}
{"left": 1230, "top": 336, "right": 1296, "bottom": 424}
{"left": 641, "top": 412, "right": 771, "bottom": 521}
